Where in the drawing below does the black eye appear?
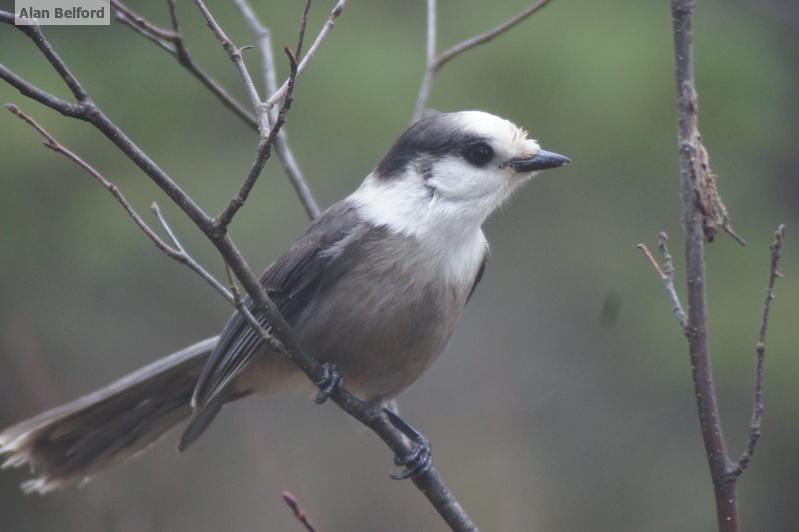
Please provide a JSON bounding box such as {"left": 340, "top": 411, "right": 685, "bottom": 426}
{"left": 463, "top": 143, "right": 494, "bottom": 167}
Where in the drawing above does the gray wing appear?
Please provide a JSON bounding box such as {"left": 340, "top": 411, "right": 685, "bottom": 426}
{"left": 180, "top": 201, "right": 362, "bottom": 449}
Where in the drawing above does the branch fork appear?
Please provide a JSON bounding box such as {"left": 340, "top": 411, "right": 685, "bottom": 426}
{"left": 0, "top": 2, "right": 509, "bottom": 529}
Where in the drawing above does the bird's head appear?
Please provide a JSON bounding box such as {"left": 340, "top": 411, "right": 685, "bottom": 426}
{"left": 352, "top": 110, "right": 569, "bottom": 240}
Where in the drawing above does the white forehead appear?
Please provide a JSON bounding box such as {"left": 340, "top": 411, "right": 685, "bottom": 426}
{"left": 451, "top": 111, "right": 539, "bottom": 157}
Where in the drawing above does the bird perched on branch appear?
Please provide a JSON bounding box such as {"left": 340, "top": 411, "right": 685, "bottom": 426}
{"left": 0, "top": 111, "right": 569, "bottom": 493}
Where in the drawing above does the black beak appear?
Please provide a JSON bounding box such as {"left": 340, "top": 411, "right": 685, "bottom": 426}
{"left": 512, "top": 149, "right": 571, "bottom": 172}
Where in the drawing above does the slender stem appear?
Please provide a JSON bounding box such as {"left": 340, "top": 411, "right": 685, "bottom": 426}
{"left": 732, "top": 225, "right": 785, "bottom": 476}
{"left": 112, "top": 0, "right": 320, "bottom": 219}
{"left": 433, "top": 0, "right": 553, "bottom": 72}
{"left": 266, "top": 0, "right": 347, "bottom": 107}
{"left": 110, "top": 0, "right": 179, "bottom": 41}
{"left": 0, "top": 64, "right": 83, "bottom": 117}
{"left": 411, "top": 0, "right": 437, "bottom": 122}
{"left": 230, "top": 0, "right": 275, "bottom": 97}
{"left": 191, "top": 0, "right": 266, "bottom": 132}
{"left": 636, "top": 239, "right": 688, "bottom": 330}
{"left": 214, "top": 47, "right": 302, "bottom": 228}
{"left": 411, "top": 0, "right": 554, "bottom": 122}
{"left": 1, "top": 12, "right": 478, "bottom": 530}
{"left": 672, "top": 1, "right": 736, "bottom": 529}
{"left": 282, "top": 491, "right": 318, "bottom": 532}
{"left": 231, "top": 0, "right": 321, "bottom": 219}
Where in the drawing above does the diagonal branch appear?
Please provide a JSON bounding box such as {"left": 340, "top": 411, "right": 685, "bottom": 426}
{"left": 231, "top": 0, "right": 321, "bottom": 219}
{"left": 213, "top": 46, "right": 302, "bottom": 229}
{"left": 265, "top": 0, "right": 347, "bottom": 107}
{"left": 192, "top": 0, "right": 266, "bottom": 132}
{"left": 282, "top": 491, "right": 319, "bottom": 532}
{"left": 110, "top": 0, "right": 320, "bottom": 219}
{"left": 435, "top": 0, "right": 554, "bottom": 71}
{"left": 5, "top": 103, "right": 232, "bottom": 305}
{"left": 412, "top": 0, "right": 554, "bottom": 121}
{"left": 731, "top": 224, "right": 785, "bottom": 477}
{"left": 1, "top": 12, "right": 478, "bottom": 530}
{"left": 636, "top": 233, "right": 688, "bottom": 331}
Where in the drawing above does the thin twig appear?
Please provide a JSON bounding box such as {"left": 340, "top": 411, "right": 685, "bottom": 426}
{"left": 282, "top": 491, "right": 318, "bottom": 532}
{"left": 412, "top": 0, "right": 554, "bottom": 121}
{"left": 5, "top": 103, "right": 233, "bottom": 304}
{"left": 188, "top": 0, "right": 310, "bottom": 225}
{"left": 657, "top": 233, "right": 688, "bottom": 330}
{"left": 3, "top": 15, "right": 89, "bottom": 102}
{"left": 231, "top": 0, "right": 321, "bottom": 219}
{"left": 214, "top": 46, "right": 302, "bottom": 228}
{"left": 637, "top": 234, "right": 688, "bottom": 331}
{"left": 114, "top": 11, "right": 177, "bottom": 54}
{"left": 266, "top": 0, "right": 347, "bottom": 107}
{"left": 110, "top": 0, "right": 179, "bottom": 41}
{"left": 411, "top": 0, "right": 437, "bottom": 122}
{"left": 191, "top": 0, "right": 266, "bottom": 133}
{"left": 5, "top": 104, "right": 176, "bottom": 259}
{"left": 230, "top": 0, "right": 275, "bottom": 97}
{"left": 635, "top": 243, "right": 666, "bottom": 280}
{"left": 1, "top": 13, "right": 478, "bottom": 530}
{"left": 8, "top": 102, "right": 277, "bottom": 355}
{"left": 111, "top": 0, "right": 319, "bottom": 218}
{"left": 732, "top": 224, "right": 785, "bottom": 477}
{"left": 295, "top": 0, "right": 314, "bottom": 60}
{"left": 435, "top": 0, "right": 553, "bottom": 71}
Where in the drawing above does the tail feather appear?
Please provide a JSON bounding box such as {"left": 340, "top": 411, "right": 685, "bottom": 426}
{"left": 0, "top": 337, "right": 217, "bottom": 493}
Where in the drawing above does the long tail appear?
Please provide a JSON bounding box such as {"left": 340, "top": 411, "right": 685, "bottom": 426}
{"left": 0, "top": 337, "right": 217, "bottom": 494}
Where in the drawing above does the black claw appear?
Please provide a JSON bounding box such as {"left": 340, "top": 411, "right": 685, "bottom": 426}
{"left": 384, "top": 407, "right": 433, "bottom": 480}
{"left": 313, "top": 362, "right": 342, "bottom": 404}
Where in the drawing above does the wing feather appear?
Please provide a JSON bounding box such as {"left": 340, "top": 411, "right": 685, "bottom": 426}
{"left": 189, "top": 202, "right": 362, "bottom": 414}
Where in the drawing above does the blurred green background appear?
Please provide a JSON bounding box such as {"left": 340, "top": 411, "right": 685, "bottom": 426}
{"left": 1, "top": 0, "right": 797, "bottom": 530}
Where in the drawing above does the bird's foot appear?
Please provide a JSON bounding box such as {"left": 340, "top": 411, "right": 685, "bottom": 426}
{"left": 313, "top": 362, "right": 343, "bottom": 404}
{"left": 384, "top": 407, "right": 432, "bottom": 480}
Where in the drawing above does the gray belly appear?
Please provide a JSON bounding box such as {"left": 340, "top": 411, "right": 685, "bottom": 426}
{"left": 291, "top": 240, "right": 469, "bottom": 402}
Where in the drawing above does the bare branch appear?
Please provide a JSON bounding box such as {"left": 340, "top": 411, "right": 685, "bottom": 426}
{"left": 230, "top": 0, "right": 275, "bottom": 96}
{"left": 636, "top": 243, "right": 667, "bottom": 280}
{"left": 214, "top": 45, "right": 302, "bottom": 229}
{"left": 295, "top": 0, "right": 314, "bottom": 60}
{"left": 113, "top": 11, "right": 177, "bottom": 54}
{"left": 435, "top": 0, "right": 553, "bottom": 71}
{"left": 0, "top": 64, "right": 83, "bottom": 117}
{"left": 411, "top": 0, "right": 437, "bottom": 122}
{"left": 732, "top": 224, "right": 785, "bottom": 477}
{"left": 150, "top": 202, "right": 237, "bottom": 303}
{"left": 191, "top": 0, "right": 265, "bottom": 132}
{"left": 5, "top": 103, "right": 177, "bottom": 257}
{"left": 111, "top": 0, "right": 320, "bottom": 219}
{"left": 266, "top": 0, "right": 347, "bottom": 107}
{"left": 231, "top": 0, "right": 321, "bottom": 219}
{"left": 2, "top": 13, "right": 88, "bottom": 102}
{"left": 110, "top": 0, "right": 179, "bottom": 41}
{"left": 671, "top": 1, "right": 749, "bottom": 529}
{"left": 657, "top": 233, "right": 688, "bottom": 330}
{"left": 282, "top": 491, "right": 318, "bottom": 532}
{"left": 1, "top": 13, "right": 478, "bottom": 530}
{"left": 412, "top": 0, "right": 553, "bottom": 122}
{"left": 636, "top": 234, "right": 688, "bottom": 331}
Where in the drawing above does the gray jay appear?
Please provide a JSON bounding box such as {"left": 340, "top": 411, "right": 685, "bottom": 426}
{"left": 0, "top": 110, "right": 569, "bottom": 493}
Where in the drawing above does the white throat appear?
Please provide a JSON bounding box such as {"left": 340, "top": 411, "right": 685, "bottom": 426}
{"left": 349, "top": 174, "right": 489, "bottom": 285}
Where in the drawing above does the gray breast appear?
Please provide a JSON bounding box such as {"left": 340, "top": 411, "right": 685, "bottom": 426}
{"left": 292, "top": 227, "right": 470, "bottom": 401}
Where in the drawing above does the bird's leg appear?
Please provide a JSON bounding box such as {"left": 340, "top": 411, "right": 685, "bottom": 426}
{"left": 383, "top": 407, "right": 432, "bottom": 480}
{"left": 313, "top": 362, "right": 343, "bottom": 404}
